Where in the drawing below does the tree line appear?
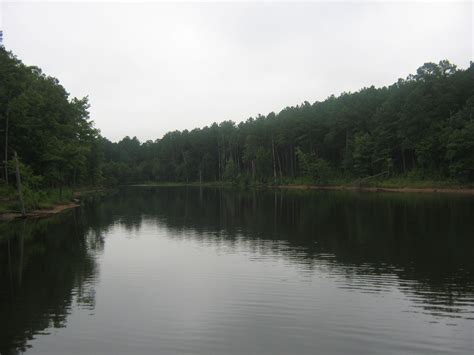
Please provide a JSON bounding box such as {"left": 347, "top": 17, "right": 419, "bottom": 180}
{"left": 1, "top": 47, "right": 473, "bottom": 194}
{"left": 0, "top": 48, "right": 101, "bottom": 190}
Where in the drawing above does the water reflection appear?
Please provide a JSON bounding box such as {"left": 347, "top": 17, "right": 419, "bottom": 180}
{"left": 106, "top": 187, "right": 474, "bottom": 322}
{"left": 1, "top": 187, "right": 473, "bottom": 354}
{"left": 0, "top": 210, "right": 100, "bottom": 355}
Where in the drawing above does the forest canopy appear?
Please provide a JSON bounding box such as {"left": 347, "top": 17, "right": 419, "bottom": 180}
{"left": 1, "top": 48, "right": 473, "bottom": 194}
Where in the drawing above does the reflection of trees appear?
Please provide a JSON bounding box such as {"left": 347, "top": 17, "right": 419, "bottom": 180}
{"left": 97, "top": 187, "right": 474, "bottom": 320}
{"left": 1, "top": 187, "right": 473, "bottom": 354}
{"left": 0, "top": 209, "right": 100, "bottom": 355}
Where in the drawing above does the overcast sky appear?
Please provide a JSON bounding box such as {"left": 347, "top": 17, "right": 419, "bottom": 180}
{"left": 1, "top": 1, "right": 472, "bottom": 142}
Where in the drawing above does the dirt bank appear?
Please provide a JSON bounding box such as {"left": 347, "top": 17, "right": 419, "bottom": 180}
{"left": 0, "top": 202, "right": 79, "bottom": 221}
{"left": 0, "top": 189, "right": 107, "bottom": 222}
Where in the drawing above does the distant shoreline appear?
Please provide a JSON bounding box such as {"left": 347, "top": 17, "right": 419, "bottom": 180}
{"left": 130, "top": 182, "right": 474, "bottom": 195}
{"left": 276, "top": 184, "right": 474, "bottom": 195}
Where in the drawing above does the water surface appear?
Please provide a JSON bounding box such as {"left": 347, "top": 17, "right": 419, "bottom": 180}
{"left": 1, "top": 187, "right": 473, "bottom": 354}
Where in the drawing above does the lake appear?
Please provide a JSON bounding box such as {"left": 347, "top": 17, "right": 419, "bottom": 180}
{"left": 1, "top": 187, "right": 473, "bottom": 354}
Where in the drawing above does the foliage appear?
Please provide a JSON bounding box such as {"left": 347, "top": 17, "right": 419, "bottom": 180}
{"left": 1, "top": 47, "right": 474, "bottom": 205}
{"left": 97, "top": 60, "right": 473, "bottom": 186}
{"left": 0, "top": 48, "right": 99, "bottom": 188}
{"left": 295, "top": 148, "right": 331, "bottom": 184}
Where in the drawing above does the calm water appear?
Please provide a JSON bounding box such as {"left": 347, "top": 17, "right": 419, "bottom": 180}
{"left": 1, "top": 187, "right": 474, "bottom": 355}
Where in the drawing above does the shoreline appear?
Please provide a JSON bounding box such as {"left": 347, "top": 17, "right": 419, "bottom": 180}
{"left": 131, "top": 182, "right": 474, "bottom": 195}
{"left": 0, "top": 203, "right": 80, "bottom": 222}
{"left": 0, "top": 188, "right": 107, "bottom": 222}
{"left": 2, "top": 184, "right": 472, "bottom": 222}
{"left": 276, "top": 185, "right": 474, "bottom": 195}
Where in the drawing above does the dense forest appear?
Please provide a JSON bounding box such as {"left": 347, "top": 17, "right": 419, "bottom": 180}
{"left": 1, "top": 47, "right": 474, "bottom": 208}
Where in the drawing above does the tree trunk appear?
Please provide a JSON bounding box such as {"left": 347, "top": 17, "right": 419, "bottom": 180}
{"left": 272, "top": 136, "right": 276, "bottom": 185}
{"left": 222, "top": 144, "right": 226, "bottom": 177}
{"left": 402, "top": 149, "right": 406, "bottom": 173}
{"left": 289, "top": 145, "right": 295, "bottom": 178}
{"left": 272, "top": 136, "right": 277, "bottom": 184}
{"left": 73, "top": 166, "right": 77, "bottom": 187}
{"left": 181, "top": 151, "right": 188, "bottom": 182}
{"left": 4, "top": 111, "right": 9, "bottom": 184}
{"left": 277, "top": 151, "right": 283, "bottom": 180}
{"left": 14, "top": 151, "right": 25, "bottom": 216}
{"left": 217, "top": 145, "right": 221, "bottom": 180}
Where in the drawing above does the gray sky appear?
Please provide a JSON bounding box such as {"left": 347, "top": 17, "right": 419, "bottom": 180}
{"left": 1, "top": 1, "right": 473, "bottom": 142}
